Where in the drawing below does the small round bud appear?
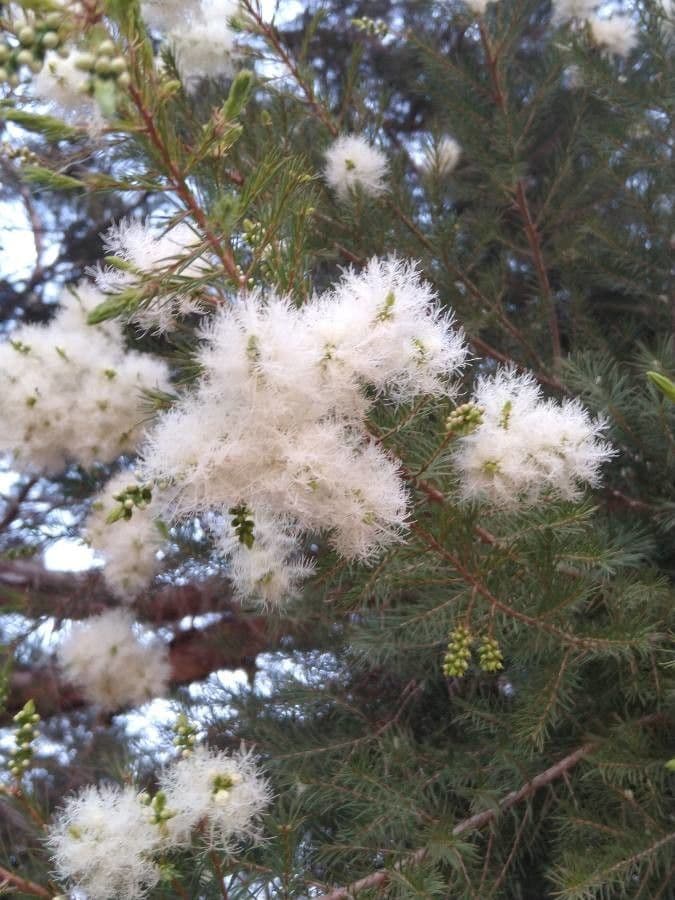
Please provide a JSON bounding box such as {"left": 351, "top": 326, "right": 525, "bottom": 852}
{"left": 95, "top": 55, "right": 112, "bottom": 76}
{"left": 74, "top": 52, "right": 95, "bottom": 71}
{"left": 18, "top": 26, "right": 36, "bottom": 47}
{"left": 41, "top": 31, "right": 60, "bottom": 50}
{"left": 116, "top": 71, "right": 131, "bottom": 88}
{"left": 124, "top": 498, "right": 134, "bottom": 510}
{"left": 8, "top": 73, "right": 20, "bottom": 87}
{"left": 57, "top": 45, "right": 70, "bottom": 58}
{"left": 0, "top": 44, "right": 9, "bottom": 63}
{"left": 29, "top": 59, "right": 43, "bottom": 74}
{"left": 0, "top": 67, "right": 8, "bottom": 83}
{"left": 97, "top": 39, "right": 116, "bottom": 56}
{"left": 16, "top": 49, "right": 34, "bottom": 66}
{"left": 110, "top": 56, "right": 127, "bottom": 75}
{"left": 45, "top": 12, "right": 63, "bottom": 28}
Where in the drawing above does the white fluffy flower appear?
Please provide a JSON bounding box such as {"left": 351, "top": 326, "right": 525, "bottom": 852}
{"left": 58, "top": 609, "right": 170, "bottom": 710}
{"left": 588, "top": 14, "right": 638, "bottom": 57}
{"left": 169, "top": 0, "right": 241, "bottom": 89}
{"left": 421, "top": 136, "right": 461, "bottom": 177}
{"left": 47, "top": 784, "right": 162, "bottom": 900}
{"left": 139, "top": 258, "right": 466, "bottom": 596}
{"left": 551, "top": 0, "right": 597, "bottom": 24}
{"left": 159, "top": 746, "right": 269, "bottom": 851}
{"left": 216, "top": 513, "right": 314, "bottom": 607}
{"left": 96, "top": 219, "right": 208, "bottom": 333}
{"left": 453, "top": 368, "right": 615, "bottom": 509}
{"left": 85, "top": 473, "right": 165, "bottom": 600}
{"left": 463, "top": 0, "right": 492, "bottom": 15}
{"left": 141, "top": 0, "right": 201, "bottom": 30}
{"left": 33, "top": 51, "right": 100, "bottom": 127}
{"left": 0, "top": 284, "right": 171, "bottom": 474}
{"left": 324, "top": 135, "right": 389, "bottom": 199}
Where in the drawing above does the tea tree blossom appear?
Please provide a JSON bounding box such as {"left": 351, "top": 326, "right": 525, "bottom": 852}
{"left": 47, "top": 784, "right": 162, "bottom": 900}
{"left": 0, "top": 284, "right": 171, "bottom": 474}
{"left": 453, "top": 368, "right": 614, "bottom": 508}
{"left": 159, "top": 745, "right": 270, "bottom": 850}
{"left": 85, "top": 472, "right": 166, "bottom": 600}
{"left": 588, "top": 14, "right": 638, "bottom": 57}
{"left": 551, "top": 0, "right": 597, "bottom": 25}
{"left": 140, "top": 258, "right": 466, "bottom": 600}
{"left": 215, "top": 513, "right": 314, "bottom": 607}
{"left": 96, "top": 219, "right": 208, "bottom": 333}
{"left": 57, "top": 609, "right": 171, "bottom": 710}
{"left": 421, "top": 135, "right": 462, "bottom": 177}
{"left": 324, "top": 135, "right": 389, "bottom": 199}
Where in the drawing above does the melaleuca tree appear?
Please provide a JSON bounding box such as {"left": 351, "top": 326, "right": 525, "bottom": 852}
{"left": 0, "top": 0, "right": 673, "bottom": 898}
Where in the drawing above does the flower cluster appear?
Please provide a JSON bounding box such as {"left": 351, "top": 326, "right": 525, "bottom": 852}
{"left": 96, "top": 219, "right": 209, "bottom": 333}
{"left": 0, "top": 284, "right": 170, "bottom": 474}
{"left": 84, "top": 473, "right": 166, "bottom": 600}
{"left": 47, "top": 745, "right": 269, "bottom": 899}
{"left": 421, "top": 135, "right": 462, "bottom": 177}
{"left": 47, "top": 784, "right": 163, "bottom": 900}
{"left": 551, "top": 0, "right": 638, "bottom": 57}
{"left": 141, "top": 258, "right": 467, "bottom": 604}
{"left": 452, "top": 368, "right": 614, "bottom": 509}
{"left": 57, "top": 609, "right": 170, "bottom": 711}
{"left": 324, "top": 135, "right": 389, "bottom": 199}
{"left": 142, "top": 0, "right": 242, "bottom": 90}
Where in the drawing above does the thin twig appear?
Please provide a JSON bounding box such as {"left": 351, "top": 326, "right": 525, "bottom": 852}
{"left": 0, "top": 864, "right": 51, "bottom": 898}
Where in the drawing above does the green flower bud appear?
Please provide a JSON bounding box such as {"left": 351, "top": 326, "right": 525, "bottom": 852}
{"left": 16, "top": 49, "right": 34, "bottom": 66}
{"left": 442, "top": 626, "right": 473, "bottom": 678}
{"left": 97, "top": 39, "right": 116, "bottom": 57}
{"left": 18, "top": 26, "right": 36, "bottom": 47}
{"left": 478, "top": 636, "right": 504, "bottom": 673}
{"left": 41, "top": 31, "right": 60, "bottom": 50}
{"left": 110, "top": 56, "right": 127, "bottom": 75}
{"left": 116, "top": 71, "right": 131, "bottom": 88}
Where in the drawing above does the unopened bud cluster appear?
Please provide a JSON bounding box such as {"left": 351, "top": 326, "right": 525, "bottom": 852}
{"left": 0, "top": 9, "right": 65, "bottom": 86}
{"left": 478, "top": 636, "right": 504, "bottom": 673}
{"left": 9, "top": 699, "right": 40, "bottom": 779}
{"left": 445, "top": 402, "right": 484, "bottom": 436}
{"left": 173, "top": 713, "right": 198, "bottom": 756}
{"left": 1, "top": 141, "right": 38, "bottom": 165}
{"left": 443, "top": 626, "right": 473, "bottom": 677}
{"left": 351, "top": 17, "right": 389, "bottom": 38}
{"left": 72, "top": 38, "right": 130, "bottom": 89}
{"left": 229, "top": 504, "right": 255, "bottom": 549}
{"left": 141, "top": 789, "right": 176, "bottom": 836}
{"left": 108, "top": 482, "right": 154, "bottom": 524}
{"left": 443, "top": 629, "right": 504, "bottom": 677}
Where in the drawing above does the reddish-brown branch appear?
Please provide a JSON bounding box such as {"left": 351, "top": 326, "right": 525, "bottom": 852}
{"left": 0, "top": 864, "right": 51, "bottom": 898}
{"left": 514, "top": 179, "right": 561, "bottom": 369}
{"left": 0, "top": 476, "right": 37, "bottom": 533}
{"left": 318, "top": 744, "right": 594, "bottom": 899}
{"left": 243, "top": 2, "right": 338, "bottom": 137}
{"left": 127, "top": 83, "right": 243, "bottom": 286}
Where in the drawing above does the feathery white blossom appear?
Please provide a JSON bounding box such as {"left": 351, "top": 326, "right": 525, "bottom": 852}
{"left": 551, "top": 0, "right": 597, "bottom": 25}
{"left": 324, "top": 135, "right": 389, "bottom": 199}
{"left": 140, "top": 259, "right": 466, "bottom": 598}
{"left": 141, "top": 0, "right": 201, "bottom": 30}
{"left": 58, "top": 609, "right": 170, "bottom": 710}
{"left": 588, "top": 14, "right": 638, "bottom": 57}
{"left": 47, "top": 784, "right": 162, "bottom": 900}
{"left": 0, "top": 284, "right": 171, "bottom": 474}
{"left": 96, "top": 219, "right": 208, "bottom": 333}
{"left": 33, "top": 51, "right": 100, "bottom": 127}
{"left": 453, "top": 368, "right": 614, "bottom": 509}
{"left": 85, "top": 473, "right": 165, "bottom": 600}
{"left": 421, "top": 135, "right": 461, "bottom": 177}
{"left": 169, "top": 0, "right": 241, "bottom": 89}
{"left": 216, "top": 513, "right": 314, "bottom": 607}
{"left": 159, "top": 746, "right": 270, "bottom": 850}
{"left": 463, "top": 0, "right": 492, "bottom": 15}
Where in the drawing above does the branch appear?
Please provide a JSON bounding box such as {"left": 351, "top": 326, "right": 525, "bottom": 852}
{"left": 3, "top": 615, "right": 285, "bottom": 723}
{"left": 318, "top": 744, "right": 594, "bottom": 899}
{"left": 0, "top": 864, "right": 51, "bottom": 898}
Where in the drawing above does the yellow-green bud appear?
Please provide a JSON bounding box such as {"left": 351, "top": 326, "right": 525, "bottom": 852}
{"left": 98, "top": 39, "right": 116, "bottom": 56}
{"left": 18, "top": 26, "right": 36, "bottom": 47}
{"left": 41, "top": 31, "right": 60, "bottom": 50}
{"left": 445, "top": 403, "right": 484, "bottom": 436}
{"left": 16, "top": 49, "right": 34, "bottom": 66}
